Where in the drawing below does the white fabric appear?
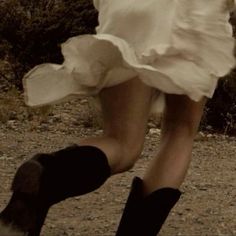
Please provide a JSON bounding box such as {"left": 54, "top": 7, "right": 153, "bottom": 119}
{"left": 23, "top": 0, "right": 236, "bottom": 111}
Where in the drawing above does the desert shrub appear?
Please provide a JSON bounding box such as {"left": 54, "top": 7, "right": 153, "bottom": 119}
{"left": 200, "top": 15, "right": 236, "bottom": 134}
{"left": 201, "top": 71, "right": 236, "bottom": 135}
{"left": 0, "top": 0, "right": 98, "bottom": 89}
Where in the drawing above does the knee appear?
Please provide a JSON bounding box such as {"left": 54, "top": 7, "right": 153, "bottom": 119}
{"left": 81, "top": 135, "right": 144, "bottom": 174}
{"left": 111, "top": 138, "right": 144, "bottom": 173}
{"left": 120, "top": 148, "right": 141, "bottom": 171}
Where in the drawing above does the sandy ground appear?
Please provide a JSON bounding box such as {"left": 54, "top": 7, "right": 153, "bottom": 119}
{"left": 0, "top": 94, "right": 235, "bottom": 236}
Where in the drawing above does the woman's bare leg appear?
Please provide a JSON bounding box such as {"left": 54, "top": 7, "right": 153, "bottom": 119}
{"left": 80, "top": 77, "right": 154, "bottom": 174}
{"left": 143, "top": 94, "right": 206, "bottom": 194}
{"left": 0, "top": 78, "right": 153, "bottom": 235}
{"left": 115, "top": 94, "right": 206, "bottom": 235}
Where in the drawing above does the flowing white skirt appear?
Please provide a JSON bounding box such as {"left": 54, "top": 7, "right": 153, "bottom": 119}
{"left": 23, "top": 0, "right": 236, "bottom": 111}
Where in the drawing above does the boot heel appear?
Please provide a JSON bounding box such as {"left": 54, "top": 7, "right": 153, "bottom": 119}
{"left": 11, "top": 160, "right": 43, "bottom": 195}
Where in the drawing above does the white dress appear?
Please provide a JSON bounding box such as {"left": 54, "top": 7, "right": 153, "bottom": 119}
{"left": 23, "top": 0, "right": 236, "bottom": 111}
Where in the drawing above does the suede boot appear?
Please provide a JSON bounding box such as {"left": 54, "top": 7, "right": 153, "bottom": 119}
{"left": 0, "top": 145, "right": 111, "bottom": 236}
{"left": 116, "top": 177, "right": 181, "bottom": 236}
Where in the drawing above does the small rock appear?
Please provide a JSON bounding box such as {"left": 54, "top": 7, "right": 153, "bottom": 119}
{"left": 39, "top": 124, "right": 49, "bottom": 131}
{"left": 7, "top": 120, "right": 16, "bottom": 129}
{"left": 206, "top": 134, "right": 213, "bottom": 138}
{"left": 80, "top": 99, "right": 88, "bottom": 105}
{"left": 95, "top": 130, "right": 103, "bottom": 135}
{"left": 149, "top": 128, "right": 161, "bottom": 135}
{"left": 52, "top": 114, "right": 61, "bottom": 122}
{"left": 148, "top": 122, "right": 156, "bottom": 129}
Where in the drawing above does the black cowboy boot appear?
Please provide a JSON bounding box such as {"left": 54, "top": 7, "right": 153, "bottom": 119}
{"left": 0, "top": 145, "right": 111, "bottom": 236}
{"left": 116, "top": 177, "right": 181, "bottom": 236}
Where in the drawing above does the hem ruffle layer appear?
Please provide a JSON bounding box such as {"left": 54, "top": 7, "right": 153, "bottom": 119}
{"left": 23, "top": 0, "right": 236, "bottom": 111}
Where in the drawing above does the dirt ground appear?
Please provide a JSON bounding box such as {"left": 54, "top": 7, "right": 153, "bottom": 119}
{"left": 0, "top": 92, "right": 235, "bottom": 236}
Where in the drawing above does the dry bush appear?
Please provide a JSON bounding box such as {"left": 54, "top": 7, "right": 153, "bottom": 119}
{"left": 0, "top": 88, "right": 22, "bottom": 123}
{"left": 0, "top": 0, "right": 97, "bottom": 89}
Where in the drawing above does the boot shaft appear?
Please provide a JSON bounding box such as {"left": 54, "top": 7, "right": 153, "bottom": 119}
{"left": 116, "top": 177, "right": 181, "bottom": 236}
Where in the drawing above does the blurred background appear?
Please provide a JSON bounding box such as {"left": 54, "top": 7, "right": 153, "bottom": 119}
{"left": 0, "top": 0, "right": 236, "bottom": 135}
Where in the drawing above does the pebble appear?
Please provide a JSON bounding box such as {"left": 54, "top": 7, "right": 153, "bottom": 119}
{"left": 39, "top": 124, "right": 49, "bottom": 131}
{"left": 148, "top": 128, "right": 161, "bottom": 135}
{"left": 80, "top": 99, "right": 88, "bottom": 105}
{"left": 147, "top": 122, "right": 156, "bottom": 128}
{"left": 52, "top": 114, "right": 62, "bottom": 122}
